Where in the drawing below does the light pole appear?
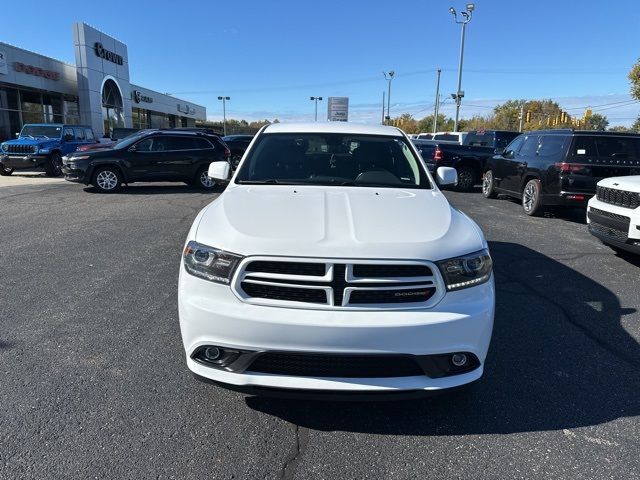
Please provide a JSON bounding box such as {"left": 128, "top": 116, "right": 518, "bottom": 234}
{"left": 383, "top": 70, "right": 395, "bottom": 124}
{"left": 433, "top": 69, "right": 441, "bottom": 134}
{"left": 449, "top": 3, "right": 474, "bottom": 132}
{"left": 310, "top": 96, "right": 323, "bottom": 121}
{"left": 217, "top": 96, "right": 230, "bottom": 136}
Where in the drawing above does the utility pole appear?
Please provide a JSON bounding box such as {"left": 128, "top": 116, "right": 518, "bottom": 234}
{"left": 433, "top": 69, "right": 442, "bottom": 134}
{"left": 217, "top": 96, "right": 230, "bottom": 136}
{"left": 383, "top": 71, "right": 395, "bottom": 124}
{"left": 381, "top": 91, "right": 385, "bottom": 125}
{"left": 518, "top": 104, "right": 524, "bottom": 132}
{"left": 449, "top": 4, "right": 475, "bottom": 132}
{"left": 310, "top": 96, "right": 323, "bottom": 122}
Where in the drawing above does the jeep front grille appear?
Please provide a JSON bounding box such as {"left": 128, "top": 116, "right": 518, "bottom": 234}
{"left": 233, "top": 258, "right": 442, "bottom": 309}
{"left": 596, "top": 186, "right": 639, "bottom": 209}
{"left": 6, "top": 144, "right": 37, "bottom": 154}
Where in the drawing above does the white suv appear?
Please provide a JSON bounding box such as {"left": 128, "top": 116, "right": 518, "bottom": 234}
{"left": 587, "top": 176, "right": 640, "bottom": 255}
{"left": 178, "top": 122, "right": 495, "bottom": 397}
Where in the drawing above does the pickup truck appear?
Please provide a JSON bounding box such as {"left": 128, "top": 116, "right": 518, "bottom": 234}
{"left": 417, "top": 130, "right": 521, "bottom": 192}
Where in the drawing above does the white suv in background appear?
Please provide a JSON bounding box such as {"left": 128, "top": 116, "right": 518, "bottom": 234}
{"left": 587, "top": 176, "right": 640, "bottom": 255}
{"left": 178, "top": 122, "right": 495, "bottom": 398}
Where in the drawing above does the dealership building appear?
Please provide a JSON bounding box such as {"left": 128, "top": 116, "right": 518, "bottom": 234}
{"left": 0, "top": 23, "right": 206, "bottom": 142}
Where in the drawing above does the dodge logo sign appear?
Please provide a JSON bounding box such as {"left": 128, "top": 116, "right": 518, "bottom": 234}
{"left": 94, "top": 42, "right": 124, "bottom": 66}
{"left": 132, "top": 90, "right": 153, "bottom": 104}
{"left": 13, "top": 62, "right": 60, "bottom": 80}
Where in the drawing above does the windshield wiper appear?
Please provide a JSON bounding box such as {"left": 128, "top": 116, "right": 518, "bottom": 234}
{"left": 238, "top": 179, "right": 291, "bottom": 185}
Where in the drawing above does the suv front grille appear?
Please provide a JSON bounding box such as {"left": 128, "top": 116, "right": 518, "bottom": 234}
{"left": 596, "top": 186, "right": 639, "bottom": 209}
{"left": 247, "top": 352, "right": 424, "bottom": 378}
{"left": 589, "top": 222, "right": 628, "bottom": 242}
{"left": 6, "top": 144, "right": 37, "bottom": 154}
{"left": 234, "top": 258, "right": 441, "bottom": 309}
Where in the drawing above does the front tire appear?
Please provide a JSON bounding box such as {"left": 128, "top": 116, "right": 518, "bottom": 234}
{"left": 44, "top": 152, "right": 62, "bottom": 177}
{"left": 0, "top": 164, "right": 14, "bottom": 176}
{"left": 522, "top": 179, "right": 544, "bottom": 216}
{"left": 92, "top": 166, "right": 122, "bottom": 193}
{"left": 455, "top": 166, "right": 476, "bottom": 192}
{"left": 195, "top": 166, "right": 216, "bottom": 190}
{"left": 481, "top": 170, "right": 498, "bottom": 198}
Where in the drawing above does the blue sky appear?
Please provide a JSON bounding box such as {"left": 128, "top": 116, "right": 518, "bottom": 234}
{"left": 3, "top": 0, "right": 639, "bottom": 125}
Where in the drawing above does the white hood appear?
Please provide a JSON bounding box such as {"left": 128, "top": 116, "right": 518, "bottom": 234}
{"left": 194, "top": 185, "right": 485, "bottom": 261}
{"left": 598, "top": 175, "right": 640, "bottom": 193}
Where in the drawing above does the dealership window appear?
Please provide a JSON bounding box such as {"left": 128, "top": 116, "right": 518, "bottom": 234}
{"left": 64, "top": 96, "right": 80, "bottom": 125}
{"left": 132, "top": 107, "right": 151, "bottom": 129}
{"left": 150, "top": 112, "right": 169, "bottom": 129}
{"left": 101, "top": 79, "right": 124, "bottom": 136}
{"left": 0, "top": 109, "right": 21, "bottom": 143}
{"left": 21, "top": 90, "right": 45, "bottom": 124}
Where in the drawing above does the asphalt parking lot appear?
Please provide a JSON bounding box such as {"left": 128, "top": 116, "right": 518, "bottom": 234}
{"left": 1, "top": 179, "right": 638, "bottom": 479}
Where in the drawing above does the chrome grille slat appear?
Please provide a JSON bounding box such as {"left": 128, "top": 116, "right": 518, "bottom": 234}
{"left": 233, "top": 258, "right": 443, "bottom": 309}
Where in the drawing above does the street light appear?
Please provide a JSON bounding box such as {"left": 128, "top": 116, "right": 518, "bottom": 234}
{"left": 217, "top": 96, "right": 230, "bottom": 136}
{"left": 310, "top": 96, "right": 323, "bottom": 121}
{"left": 383, "top": 70, "right": 395, "bottom": 124}
{"left": 449, "top": 3, "right": 474, "bottom": 132}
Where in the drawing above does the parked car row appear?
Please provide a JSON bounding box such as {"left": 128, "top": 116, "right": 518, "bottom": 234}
{"left": 0, "top": 123, "right": 255, "bottom": 192}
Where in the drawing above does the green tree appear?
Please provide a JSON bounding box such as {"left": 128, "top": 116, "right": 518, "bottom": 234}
{"left": 583, "top": 113, "right": 609, "bottom": 131}
{"left": 608, "top": 125, "right": 631, "bottom": 132}
{"left": 632, "top": 116, "right": 640, "bottom": 131}
{"left": 415, "top": 114, "right": 455, "bottom": 133}
{"left": 628, "top": 59, "right": 640, "bottom": 100}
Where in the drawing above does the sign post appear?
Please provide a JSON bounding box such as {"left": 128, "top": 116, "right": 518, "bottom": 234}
{"left": 327, "top": 97, "right": 349, "bottom": 122}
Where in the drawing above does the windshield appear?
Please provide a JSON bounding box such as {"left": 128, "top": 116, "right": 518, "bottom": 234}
{"left": 235, "top": 133, "right": 431, "bottom": 189}
{"left": 113, "top": 131, "right": 151, "bottom": 149}
{"left": 20, "top": 125, "right": 62, "bottom": 139}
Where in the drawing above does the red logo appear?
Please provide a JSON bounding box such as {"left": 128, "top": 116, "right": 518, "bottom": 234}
{"left": 14, "top": 62, "right": 60, "bottom": 81}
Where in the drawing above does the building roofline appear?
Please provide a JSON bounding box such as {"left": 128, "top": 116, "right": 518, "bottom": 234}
{"left": 0, "top": 41, "right": 75, "bottom": 68}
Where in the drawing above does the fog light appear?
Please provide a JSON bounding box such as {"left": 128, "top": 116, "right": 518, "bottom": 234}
{"left": 204, "top": 347, "right": 221, "bottom": 361}
{"left": 451, "top": 353, "right": 468, "bottom": 367}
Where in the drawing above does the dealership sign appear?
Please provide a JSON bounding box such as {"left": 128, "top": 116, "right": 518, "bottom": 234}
{"left": 133, "top": 90, "right": 153, "bottom": 104}
{"left": 327, "top": 97, "right": 349, "bottom": 122}
{"left": 177, "top": 104, "right": 195, "bottom": 115}
{"left": 13, "top": 62, "right": 60, "bottom": 80}
{"left": 94, "top": 42, "right": 123, "bottom": 65}
{"left": 0, "top": 51, "right": 7, "bottom": 75}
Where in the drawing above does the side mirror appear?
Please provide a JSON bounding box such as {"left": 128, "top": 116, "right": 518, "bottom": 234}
{"left": 208, "top": 161, "right": 230, "bottom": 181}
{"left": 436, "top": 166, "right": 457, "bottom": 186}
{"left": 494, "top": 147, "right": 505, "bottom": 155}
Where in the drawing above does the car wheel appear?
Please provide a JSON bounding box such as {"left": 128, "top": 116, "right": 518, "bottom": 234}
{"left": 522, "top": 179, "right": 544, "bottom": 216}
{"left": 92, "top": 166, "right": 122, "bottom": 193}
{"left": 481, "top": 170, "right": 497, "bottom": 198}
{"left": 44, "top": 152, "right": 62, "bottom": 177}
{"left": 0, "top": 164, "right": 14, "bottom": 176}
{"left": 195, "top": 166, "right": 216, "bottom": 190}
{"left": 455, "top": 166, "right": 476, "bottom": 192}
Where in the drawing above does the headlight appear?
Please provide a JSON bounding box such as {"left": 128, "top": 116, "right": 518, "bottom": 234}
{"left": 437, "top": 249, "right": 492, "bottom": 291}
{"left": 1, "top": 144, "right": 6, "bottom": 152}
{"left": 183, "top": 241, "right": 243, "bottom": 284}
{"left": 32, "top": 145, "right": 39, "bottom": 153}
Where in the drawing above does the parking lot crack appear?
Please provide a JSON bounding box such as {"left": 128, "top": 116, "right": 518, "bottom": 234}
{"left": 280, "top": 423, "right": 309, "bottom": 480}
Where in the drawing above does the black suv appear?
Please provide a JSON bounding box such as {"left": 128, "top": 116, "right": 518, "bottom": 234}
{"left": 62, "top": 130, "right": 230, "bottom": 193}
{"left": 482, "top": 130, "right": 640, "bottom": 215}
{"left": 222, "top": 134, "right": 253, "bottom": 168}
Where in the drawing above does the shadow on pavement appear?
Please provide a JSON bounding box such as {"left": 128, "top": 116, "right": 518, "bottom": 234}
{"left": 82, "top": 183, "right": 225, "bottom": 195}
{"left": 246, "top": 241, "right": 639, "bottom": 435}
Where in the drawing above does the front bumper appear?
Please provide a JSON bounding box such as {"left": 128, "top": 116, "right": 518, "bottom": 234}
{"left": 587, "top": 197, "right": 640, "bottom": 254}
{"left": 178, "top": 265, "right": 495, "bottom": 393}
{"left": 61, "top": 159, "right": 90, "bottom": 183}
{"left": 0, "top": 153, "right": 48, "bottom": 169}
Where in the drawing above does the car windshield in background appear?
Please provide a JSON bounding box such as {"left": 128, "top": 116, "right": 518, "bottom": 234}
{"left": 113, "top": 131, "right": 150, "bottom": 149}
{"left": 20, "top": 125, "right": 62, "bottom": 139}
{"left": 235, "top": 133, "right": 431, "bottom": 189}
